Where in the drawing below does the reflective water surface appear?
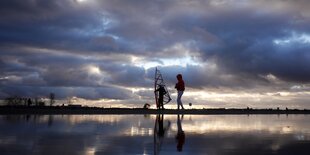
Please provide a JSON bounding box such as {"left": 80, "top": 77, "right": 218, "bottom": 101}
{"left": 0, "top": 114, "right": 310, "bottom": 155}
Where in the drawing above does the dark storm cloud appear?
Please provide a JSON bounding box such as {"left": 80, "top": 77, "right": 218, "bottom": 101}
{"left": 99, "top": 0, "right": 310, "bottom": 83}
{"left": 0, "top": 46, "right": 151, "bottom": 87}
{"left": 180, "top": 9, "right": 310, "bottom": 83}
{"left": 0, "top": 46, "right": 141, "bottom": 99}
{"left": 0, "top": 0, "right": 126, "bottom": 53}
{"left": 1, "top": 48, "right": 94, "bottom": 87}
{"left": 99, "top": 64, "right": 151, "bottom": 87}
{"left": 153, "top": 2, "right": 310, "bottom": 83}
{"left": 0, "top": 85, "right": 133, "bottom": 100}
{"left": 1, "top": 0, "right": 310, "bottom": 100}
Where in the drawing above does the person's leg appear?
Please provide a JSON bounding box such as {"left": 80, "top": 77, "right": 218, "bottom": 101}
{"left": 159, "top": 97, "right": 163, "bottom": 109}
{"left": 180, "top": 100, "right": 183, "bottom": 109}
{"left": 177, "top": 91, "right": 184, "bottom": 110}
{"left": 178, "top": 91, "right": 184, "bottom": 109}
{"left": 177, "top": 93, "right": 180, "bottom": 110}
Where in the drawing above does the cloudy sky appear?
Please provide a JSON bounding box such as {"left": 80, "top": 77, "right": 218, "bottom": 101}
{"left": 0, "top": 0, "right": 309, "bottom": 108}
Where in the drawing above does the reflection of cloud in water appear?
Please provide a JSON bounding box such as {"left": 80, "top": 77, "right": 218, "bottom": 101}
{"left": 0, "top": 115, "right": 310, "bottom": 154}
{"left": 174, "top": 115, "right": 310, "bottom": 136}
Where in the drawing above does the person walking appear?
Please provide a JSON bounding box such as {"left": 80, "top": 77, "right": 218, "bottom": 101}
{"left": 175, "top": 74, "right": 185, "bottom": 110}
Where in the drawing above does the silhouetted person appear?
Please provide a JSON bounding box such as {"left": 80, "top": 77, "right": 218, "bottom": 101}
{"left": 155, "top": 85, "right": 167, "bottom": 109}
{"left": 175, "top": 74, "right": 185, "bottom": 110}
{"left": 176, "top": 114, "right": 185, "bottom": 152}
{"left": 27, "top": 98, "right": 32, "bottom": 106}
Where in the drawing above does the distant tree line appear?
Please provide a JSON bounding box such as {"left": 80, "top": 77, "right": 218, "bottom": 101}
{"left": 4, "top": 93, "right": 55, "bottom": 106}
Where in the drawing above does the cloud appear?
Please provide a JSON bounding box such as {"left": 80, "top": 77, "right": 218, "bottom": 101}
{"left": 0, "top": 85, "right": 133, "bottom": 100}
{"left": 0, "top": 0, "right": 309, "bottom": 106}
{"left": 159, "top": 2, "right": 310, "bottom": 83}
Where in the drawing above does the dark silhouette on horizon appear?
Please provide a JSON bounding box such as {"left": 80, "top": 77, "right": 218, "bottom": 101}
{"left": 176, "top": 114, "right": 185, "bottom": 152}
{"left": 5, "top": 96, "right": 46, "bottom": 106}
{"left": 175, "top": 74, "right": 185, "bottom": 110}
{"left": 4, "top": 92, "right": 56, "bottom": 107}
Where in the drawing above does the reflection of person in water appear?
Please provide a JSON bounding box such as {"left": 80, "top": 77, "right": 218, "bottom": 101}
{"left": 157, "top": 115, "right": 166, "bottom": 137}
{"left": 176, "top": 115, "right": 185, "bottom": 152}
{"left": 154, "top": 114, "right": 171, "bottom": 155}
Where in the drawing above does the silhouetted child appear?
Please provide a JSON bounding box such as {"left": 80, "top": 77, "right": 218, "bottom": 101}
{"left": 155, "top": 85, "right": 167, "bottom": 109}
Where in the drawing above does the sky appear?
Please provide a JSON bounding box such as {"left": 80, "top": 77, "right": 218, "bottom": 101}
{"left": 0, "top": 0, "right": 310, "bottom": 108}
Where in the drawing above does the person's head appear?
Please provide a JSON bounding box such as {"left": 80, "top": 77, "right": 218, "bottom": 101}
{"left": 176, "top": 74, "right": 183, "bottom": 81}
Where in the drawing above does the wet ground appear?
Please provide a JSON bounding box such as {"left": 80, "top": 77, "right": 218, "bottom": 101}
{"left": 0, "top": 114, "right": 310, "bottom": 155}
